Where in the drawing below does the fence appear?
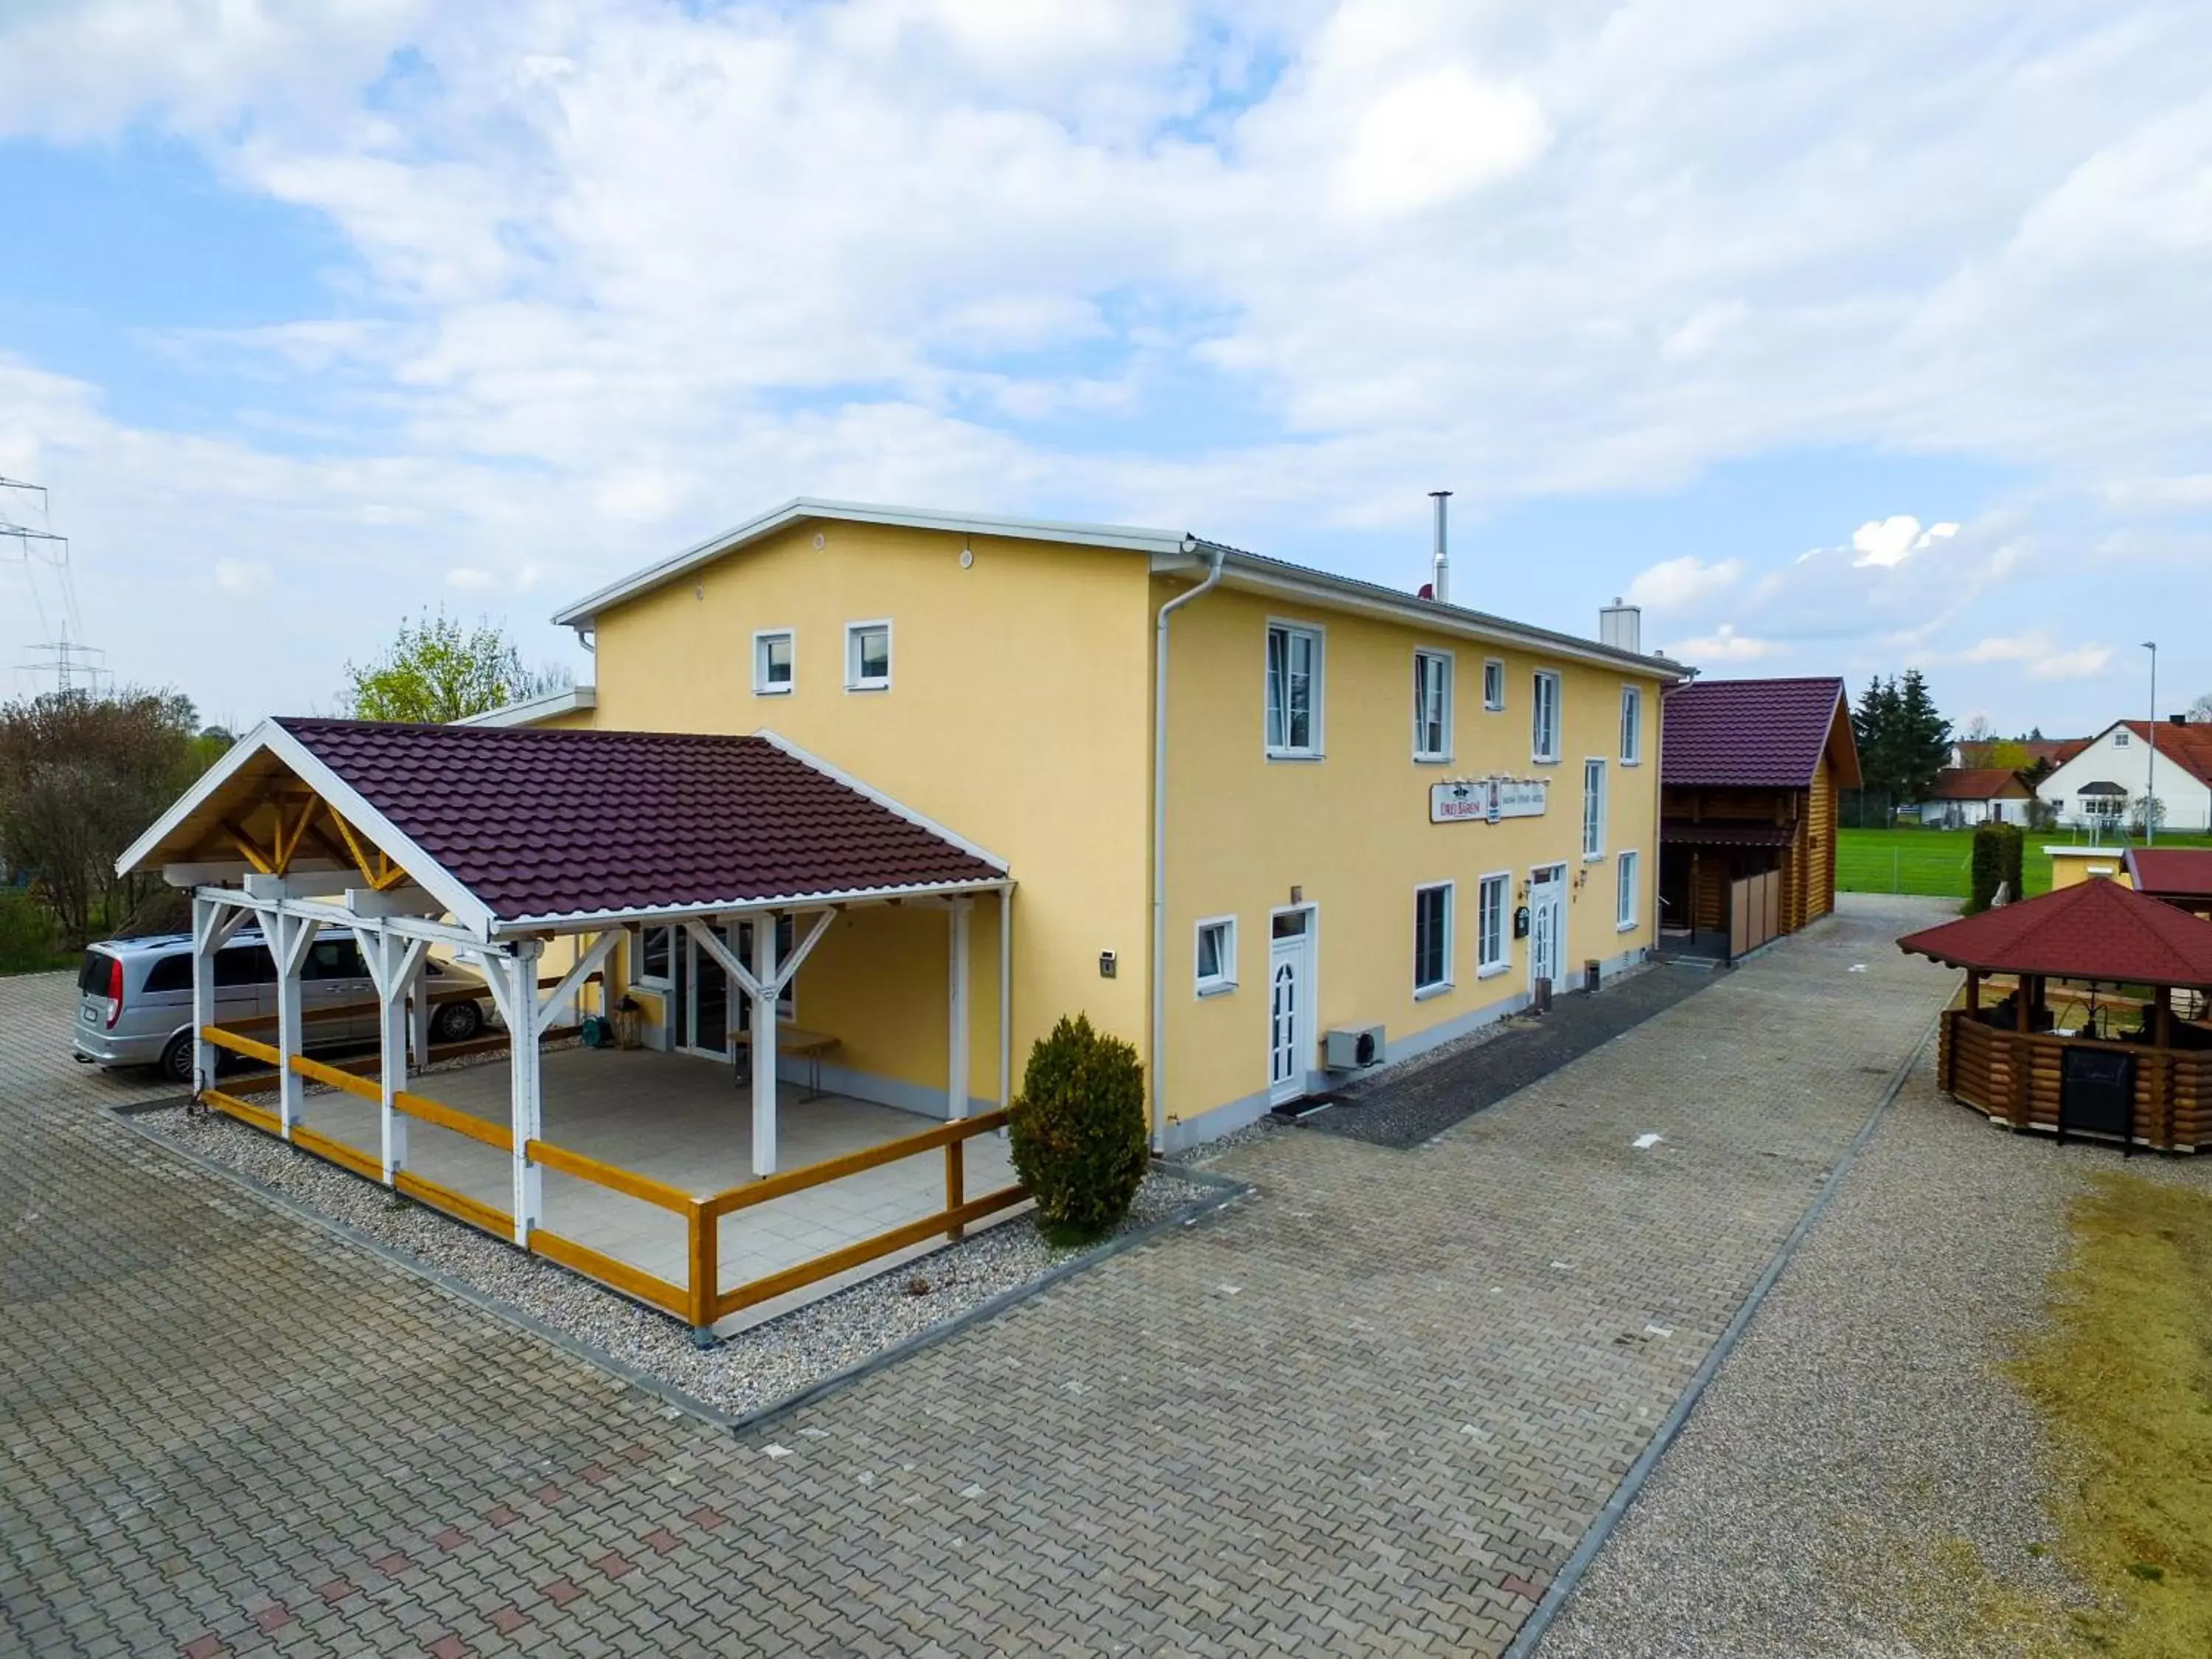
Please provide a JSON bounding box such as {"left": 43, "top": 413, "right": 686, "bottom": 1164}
{"left": 196, "top": 1023, "right": 1025, "bottom": 1334}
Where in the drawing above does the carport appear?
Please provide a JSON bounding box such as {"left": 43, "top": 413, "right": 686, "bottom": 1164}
{"left": 116, "top": 717, "right": 1021, "bottom": 1335}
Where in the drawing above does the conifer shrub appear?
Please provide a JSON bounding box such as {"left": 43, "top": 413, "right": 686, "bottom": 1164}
{"left": 1997, "top": 821, "right": 2025, "bottom": 905}
{"left": 1969, "top": 822, "right": 2006, "bottom": 914}
{"left": 1008, "top": 1013, "right": 1148, "bottom": 1245}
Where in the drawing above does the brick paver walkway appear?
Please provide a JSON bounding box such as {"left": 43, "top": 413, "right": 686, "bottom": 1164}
{"left": 1, "top": 897, "right": 1955, "bottom": 1655}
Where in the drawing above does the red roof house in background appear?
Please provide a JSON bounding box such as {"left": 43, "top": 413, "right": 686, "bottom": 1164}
{"left": 1659, "top": 678, "right": 1860, "bottom": 957}
{"left": 1918, "top": 766, "right": 2036, "bottom": 829}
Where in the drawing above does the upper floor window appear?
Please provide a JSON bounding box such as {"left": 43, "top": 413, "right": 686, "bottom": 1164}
{"left": 1413, "top": 650, "right": 1453, "bottom": 762}
{"left": 754, "top": 629, "right": 794, "bottom": 695}
{"left": 1484, "top": 658, "right": 1506, "bottom": 711}
{"left": 1413, "top": 882, "right": 1453, "bottom": 997}
{"left": 1266, "top": 622, "right": 1324, "bottom": 758}
{"left": 1619, "top": 686, "right": 1643, "bottom": 765}
{"left": 845, "top": 621, "right": 891, "bottom": 691}
{"left": 1532, "top": 670, "right": 1562, "bottom": 762}
{"left": 1583, "top": 757, "right": 1607, "bottom": 858}
{"left": 2114, "top": 729, "right": 2131, "bottom": 748}
{"left": 1194, "top": 917, "right": 1237, "bottom": 997}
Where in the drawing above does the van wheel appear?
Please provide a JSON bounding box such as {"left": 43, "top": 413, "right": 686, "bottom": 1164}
{"left": 434, "top": 1001, "right": 483, "bottom": 1043}
{"left": 159, "top": 1034, "right": 195, "bottom": 1086}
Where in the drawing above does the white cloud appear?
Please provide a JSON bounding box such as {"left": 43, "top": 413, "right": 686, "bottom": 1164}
{"left": 2031, "top": 644, "right": 2114, "bottom": 681}
{"left": 1849, "top": 516, "right": 1959, "bottom": 568}
{"left": 1625, "top": 554, "right": 1743, "bottom": 613}
{"left": 1332, "top": 65, "right": 1551, "bottom": 218}
{"left": 213, "top": 558, "right": 271, "bottom": 594}
{"left": 1675, "top": 623, "right": 1781, "bottom": 662}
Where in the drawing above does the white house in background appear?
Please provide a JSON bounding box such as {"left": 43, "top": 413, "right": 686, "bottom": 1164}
{"left": 2035, "top": 718, "right": 2212, "bottom": 832}
{"left": 1917, "top": 767, "right": 2037, "bottom": 828}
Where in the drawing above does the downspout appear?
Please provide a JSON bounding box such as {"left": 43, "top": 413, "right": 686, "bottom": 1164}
{"left": 1150, "top": 537, "right": 1228, "bottom": 1155}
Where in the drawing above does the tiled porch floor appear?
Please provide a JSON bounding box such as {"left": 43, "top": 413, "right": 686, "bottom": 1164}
{"left": 291, "top": 1046, "right": 1022, "bottom": 1331}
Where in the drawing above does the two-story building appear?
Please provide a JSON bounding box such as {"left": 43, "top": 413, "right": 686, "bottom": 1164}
{"left": 2036, "top": 718, "right": 2212, "bottom": 833}
{"left": 519, "top": 499, "right": 1683, "bottom": 1150}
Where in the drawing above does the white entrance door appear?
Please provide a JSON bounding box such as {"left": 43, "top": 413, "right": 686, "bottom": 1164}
{"left": 1528, "top": 865, "right": 1565, "bottom": 992}
{"left": 1268, "top": 908, "right": 1314, "bottom": 1105}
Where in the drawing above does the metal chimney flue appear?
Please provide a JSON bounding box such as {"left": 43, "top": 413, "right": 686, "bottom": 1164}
{"left": 1428, "top": 490, "right": 1452, "bottom": 604}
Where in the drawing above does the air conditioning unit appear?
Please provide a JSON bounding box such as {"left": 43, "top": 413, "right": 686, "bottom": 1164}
{"left": 1324, "top": 1023, "right": 1385, "bottom": 1070}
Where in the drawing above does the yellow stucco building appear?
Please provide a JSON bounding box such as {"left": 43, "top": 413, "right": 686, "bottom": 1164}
{"left": 523, "top": 499, "right": 1686, "bottom": 1150}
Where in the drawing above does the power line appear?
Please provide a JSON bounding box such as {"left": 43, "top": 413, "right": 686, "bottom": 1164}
{"left": 5, "top": 477, "right": 105, "bottom": 696}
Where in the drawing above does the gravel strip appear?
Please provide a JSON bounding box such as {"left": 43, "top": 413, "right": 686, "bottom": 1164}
{"left": 133, "top": 1102, "right": 1221, "bottom": 1420}
{"left": 1537, "top": 1049, "right": 2212, "bottom": 1658}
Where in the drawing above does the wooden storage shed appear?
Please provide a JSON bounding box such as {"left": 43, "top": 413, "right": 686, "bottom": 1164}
{"left": 1658, "top": 676, "right": 1860, "bottom": 959}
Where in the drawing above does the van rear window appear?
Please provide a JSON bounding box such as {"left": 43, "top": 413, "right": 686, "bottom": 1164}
{"left": 78, "top": 951, "right": 117, "bottom": 995}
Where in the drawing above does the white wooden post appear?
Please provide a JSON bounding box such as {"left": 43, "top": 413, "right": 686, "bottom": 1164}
{"left": 366, "top": 931, "right": 428, "bottom": 1185}
{"left": 506, "top": 940, "right": 544, "bottom": 1242}
{"left": 997, "top": 886, "right": 1012, "bottom": 1116}
{"left": 267, "top": 909, "right": 321, "bottom": 1139}
{"left": 190, "top": 895, "right": 225, "bottom": 1095}
{"left": 751, "top": 916, "right": 778, "bottom": 1178}
{"left": 948, "top": 897, "right": 972, "bottom": 1119}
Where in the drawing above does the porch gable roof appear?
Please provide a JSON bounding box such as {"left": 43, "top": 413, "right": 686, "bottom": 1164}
{"left": 118, "top": 719, "right": 1007, "bottom": 933}
{"left": 1896, "top": 876, "right": 2212, "bottom": 987}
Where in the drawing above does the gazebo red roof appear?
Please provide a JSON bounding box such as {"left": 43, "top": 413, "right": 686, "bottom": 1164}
{"left": 1896, "top": 877, "right": 2212, "bottom": 986}
{"left": 2126, "top": 848, "right": 2212, "bottom": 902}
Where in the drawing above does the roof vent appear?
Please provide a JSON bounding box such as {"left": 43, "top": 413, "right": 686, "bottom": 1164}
{"left": 1599, "top": 597, "right": 1641, "bottom": 655}
{"left": 1427, "top": 491, "right": 1452, "bottom": 603}
{"left": 2172, "top": 712, "right": 2189, "bottom": 726}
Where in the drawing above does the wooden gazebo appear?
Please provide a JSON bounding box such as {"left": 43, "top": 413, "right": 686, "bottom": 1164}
{"left": 1899, "top": 879, "right": 2212, "bottom": 1152}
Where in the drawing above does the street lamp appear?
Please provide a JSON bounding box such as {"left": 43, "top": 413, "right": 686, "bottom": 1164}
{"left": 2143, "top": 641, "right": 2158, "bottom": 847}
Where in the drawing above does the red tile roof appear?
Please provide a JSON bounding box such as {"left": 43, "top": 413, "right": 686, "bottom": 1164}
{"left": 276, "top": 719, "right": 1004, "bottom": 922}
{"left": 1928, "top": 768, "right": 2031, "bottom": 801}
{"left": 1660, "top": 677, "right": 1858, "bottom": 790}
{"left": 2121, "top": 720, "right": 2212, "bottom": 789}
{"left": 2126, "top": 849, "right": 2212, "bottom": 900}
{"left": 1896, "top": 877, "right": 2212, "bottom": 986}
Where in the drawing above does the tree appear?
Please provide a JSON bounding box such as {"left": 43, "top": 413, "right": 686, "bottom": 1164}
{"left": 2132, "top": 794, "right": 2166, "bottom": 835}
{"left": 2191, "top": 692, "right": 2212, "bottom": 723}
{"left": 1892, "top": 669, "right": 1952, "bottom": 804}
{"left": 0, "top": 689, "right": 204, "bottom": 945}
{"left": 1985, "top": 738, "right": 2033, "bottom": 773}
{"left": 341, "top": 611, "right": 571, "bottom": 723}
{"left": 1961, "top": 714, "right": 1994, "bottom": 748}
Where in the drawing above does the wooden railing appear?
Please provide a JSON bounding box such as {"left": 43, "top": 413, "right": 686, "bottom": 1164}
{"left": 193, "top": 1023, "right": 1026, "bottom": 1332}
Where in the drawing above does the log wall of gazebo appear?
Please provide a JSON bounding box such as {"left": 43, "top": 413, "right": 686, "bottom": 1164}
{"left": 1938, "top": 1006, "right": 2212, "bottom": 1150}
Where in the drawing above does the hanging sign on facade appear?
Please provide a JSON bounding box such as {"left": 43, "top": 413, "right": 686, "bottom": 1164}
{"left": 1430, "top": 777, "right": 1548, "bottom": 824}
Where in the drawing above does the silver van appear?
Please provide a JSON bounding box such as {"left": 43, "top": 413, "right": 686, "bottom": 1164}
{"left": 71, "top": 929, "right": 493, "bottom": 1085}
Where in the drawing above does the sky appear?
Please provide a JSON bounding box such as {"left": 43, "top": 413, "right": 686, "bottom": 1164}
{"left": 1, "top": 0, "right": 2208, "bottom": 738}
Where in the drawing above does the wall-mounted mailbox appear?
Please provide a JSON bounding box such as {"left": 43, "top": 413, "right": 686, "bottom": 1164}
{"left": 1098, "top": 950, "right": 1118, "bottom": 979}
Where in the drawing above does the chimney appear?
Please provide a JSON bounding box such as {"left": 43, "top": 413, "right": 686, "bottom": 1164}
{"left": 1428, "top": 490, "right": 1451, "bottom": 604}
{"left": 1599, "top": 596, "right": 1641, "bottom": 655}
{"left": 2171, "top": 712, "right": 2189, "bottom": 726}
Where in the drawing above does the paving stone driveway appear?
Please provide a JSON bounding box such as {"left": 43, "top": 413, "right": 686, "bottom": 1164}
{"left": 1, "top": 896, "right": 1957, "bottom": 1657}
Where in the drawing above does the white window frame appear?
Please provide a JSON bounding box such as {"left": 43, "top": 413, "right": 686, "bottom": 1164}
{"left": 2114, "top": 729, "right": 2131, "bottom": 748}
{"left": 1616, "top": 849, "right": 1639, "bottom": 931}
{"left": 1476, "top": 871, "right": 1511, "bottom": 978}
{"left": 753, "top": 627, "right": 795, "bottom": 696}
{"left": 1265, "top": 620, "right": 1326, "bottom": 760}
{"left": 1413, "top": 648, "right": 1453, "bottom": 763}
{"left": 1583, "top": 758, "right": 1607, "bottom": 860}
{"left": 1413, "top": 880, "right": 1454, "bottom": 1000}
{"left": 1484, "top": 658, "right": 1506, "bottom": 712}
{"left": 1532, "top": 669, "right": 1562, "bottom": 763}
{"left": 630, "top": 924, "right": 675, "bottom": 990}
{"left": 1619, "top": 685, "right": 1642, "bottom": 765}
{"left": 1194, "top": 915, "right": 1238, "bottom": 998}
{"left": 844, "top": 619, "right": 892, "bottom": 692}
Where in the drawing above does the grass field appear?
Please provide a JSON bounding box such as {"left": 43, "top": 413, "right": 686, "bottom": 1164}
{"left": 1837, "top": 828, "right": 2212, "bottom": 901}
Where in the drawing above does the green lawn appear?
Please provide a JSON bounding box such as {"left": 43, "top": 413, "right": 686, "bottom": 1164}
{"left": 1837, "top": 827, "right": 2212, "bottom": 901}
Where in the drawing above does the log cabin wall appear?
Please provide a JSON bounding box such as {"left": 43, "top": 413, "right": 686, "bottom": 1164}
{"left": 1941, "top": 1007, "right": 2211, "bottom": 1150}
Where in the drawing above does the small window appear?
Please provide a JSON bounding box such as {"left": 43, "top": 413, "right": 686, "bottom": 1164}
{"left": 1265, "top": 623, "right": 1324, "bottom": 757}
{"left": 845, "top": 621, "right": 891, "bottom": 691}
{"left": 1272, "top": 909, "right": 1310, "bottom": 939}
{"left": 633, "top": 925, "right": 674, "bottom": 989}
{"left": 1194, "top": 917, "right": 1237, "bottom": 997}
{"left": 1413, "top": 650, "right": 1453, "bottom": 761}
{"left": 1619, "top": 686, "right": 1642, "bottom": 765}
{"left": 1532, "top": 670, "right": 1561, "bottom": 762}
{"left": 142, "top": 955, "right": 194, "bottom": 995}
{"left": 1484, "top": 658, "right": 1506, "bottom": 711}
{"left": 1413, "top": 882, "right": 1453, "bottom": 997}
{"left": 2114, "top": 729, "right": 2131, "bottom": 748}
{"left": 1583, "top": 759, "right": 1607, "bottom": 858}
{"left": 302, "top": 938, "right": 364, "bottom": 981}
{"left": 754, "top": 629, "right": 794, "bottom": 695}
{"left": 215, "top": 945, "right": 275, "bottom": 988}
{"left": 1616, "top": 850, "right": 1639, "bottom": 931}
{"left": 1477, "top": 873, "right": 1509, "bottom": 975}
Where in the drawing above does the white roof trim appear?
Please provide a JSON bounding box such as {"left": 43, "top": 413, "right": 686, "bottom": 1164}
{"left": 553, "top": 497, "right": 1194, "bottom": 627}
{"left": 114, "top": 718, "right": 497, "bottom": 941}
{"left": 490, "top": 875, "right": 1015, "bottom": 936}
{"left": 453, "top": 684, "right": 596, "bottom": 728}
{"left": 748, "top": 728, "right": 1012, "bottom": 873}
{"left": 1186, "top": 551, "right": 1689, "bottom": 679}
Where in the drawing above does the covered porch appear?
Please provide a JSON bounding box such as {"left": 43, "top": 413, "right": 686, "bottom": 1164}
{"left": 1899, "top": 877, "right": 2212, "bottom": 1152}
{"left": 116, "top": 716, "right": 1026, "bottom": 1338}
